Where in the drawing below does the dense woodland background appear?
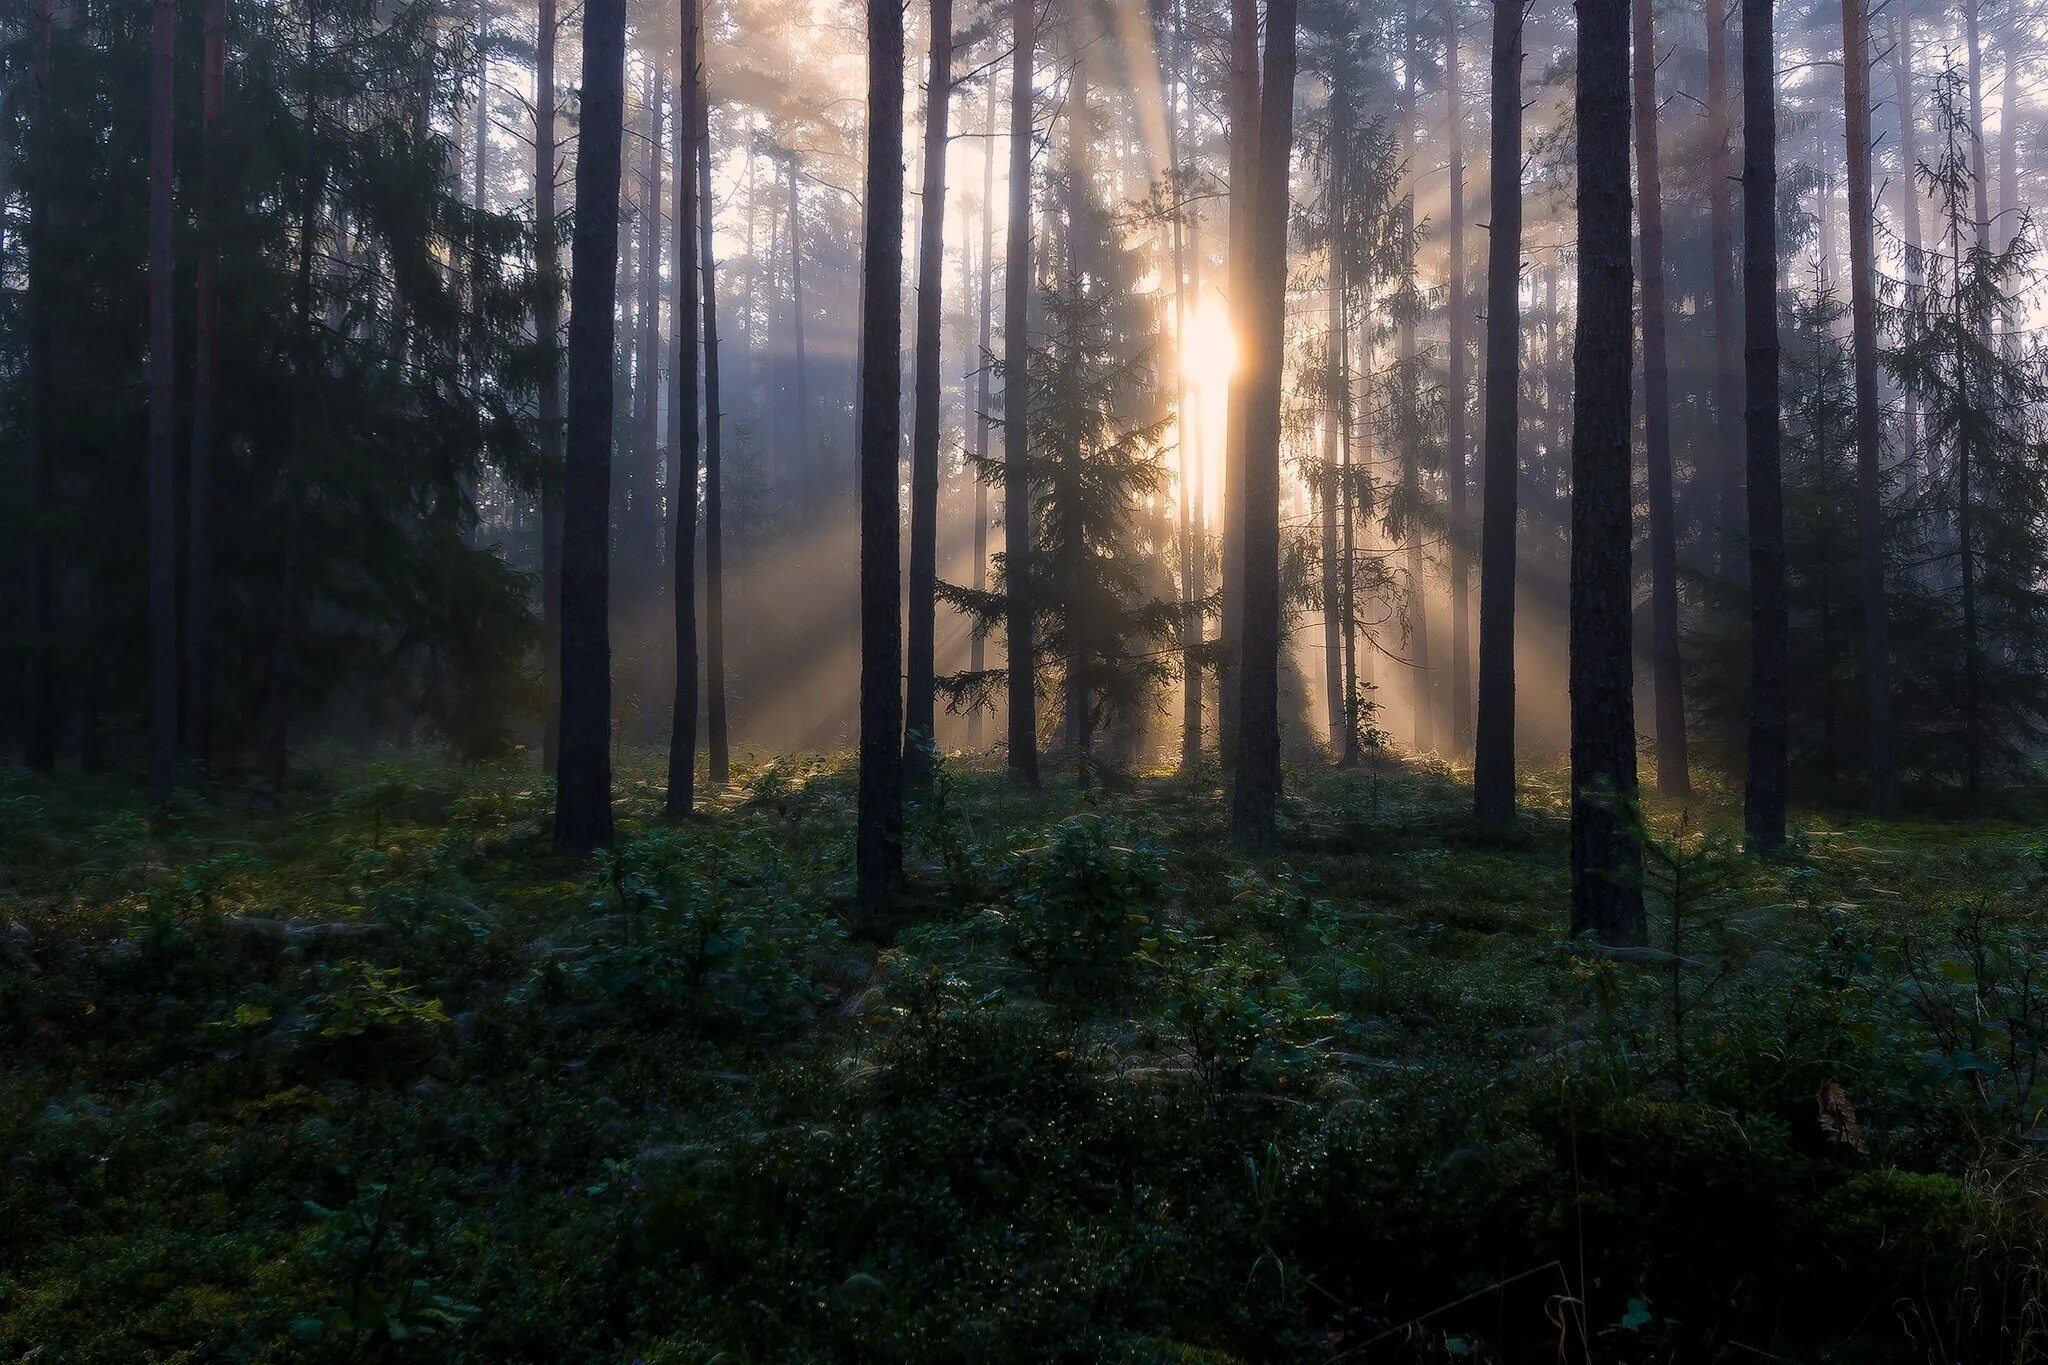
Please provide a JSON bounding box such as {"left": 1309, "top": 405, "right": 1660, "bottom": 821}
{"left": 4, "top": 0, "right": 2048, "bottom": 1357}
{"left": 7, "top": 0, "right": 2045, "bottom": 836}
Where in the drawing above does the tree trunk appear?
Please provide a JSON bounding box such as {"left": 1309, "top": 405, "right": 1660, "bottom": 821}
{"left": 1888, "top": 0, "right": 1925, "bottom": 490}
{"left": 468, "top": 0, "right": 490, "bottom": 386}
{"left": 1003, "top": 0, "right": 1040, "bottom": 785}
{"left": 1169, "top": 0, "right": 1201, "bottom": 769}
{"left": 266, "top": 6, "right": 324, "bottom": 802}
{"left": 633, "top": 67, "right": 665, "bottom": 737}
{"left": 786, "top": 165, "right": 813, "bottom": 506}
{"left": 1473, "top": 0, "right": 1522, "bottom": 825}
{"left": 1950, "top": 199, "right": 1981, "bottom": 794}
{"left": 1633, "top": 0, "right": 1689, "bottom": 798}
{"left": 1063, "top": 16, "right": 1092, "bottom": 765}
{"left": 904, "top": 0, "right": 954, "bottom": 788}
{"left": 1569, "top": 0, "right": 1646, "bottom": 943}
{"left": 1962, "top": 0, "right": 1990, "bottom": 251}
{"left": 855, "top": 0, "right": 906, "bottom": 909}
{"left": 1704, "top": 0, "right": 1743, "bottom": 579}
{"left": 536, "top": 0, "right": 564, "bottom": 774}
{"left": 1742, "top": 0, "right": 1788, "bottom": 852}
{"left": 185, "top": 0, "right": 225, "bottom": 776}
{"left": 1444, "top": 0, "right": 1470, "bottom": 756}
{"left": 147, "top": 0, "right": 179, "bottom": 809}
{"left": 1321, "top": 242, "right": 1345, "bottom": 754}
{"left": 1999, "top": 29, "right": 2016, "bottom": 252}
{"left": 22, "top": 0, "right": 54, "bottom": 772}
{"left": 970, "top": 86, "right": 995, "bottom": 750}
{"left": 1842, "top": 0, "right": 1897, "bottom": 813}
{"left": 1230, "top": 0, "right": 1298, "bottom": 853}
{"left": 554, "top": 0, "right": 627, "bottom": 853}
{"left": 1217, "top": 0, "right": 1259, "bottom": 753}
{"left": 700, "top": 66, "right": 729, "bottom": 788}
{"left": 666, "top": 0, "right": 703, "bottom": 818}
{"left": 1339, "top": 292, "right": 1361, "bottom": 765}
{"left": 1400, "top": 0, "right": 1432, "bottom": 753}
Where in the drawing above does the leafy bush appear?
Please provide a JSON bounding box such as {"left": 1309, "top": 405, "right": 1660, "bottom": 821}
{"left": 993, "top": 815, "right": 1164, "bottom": 998}
{"left": 521, "top": 827, "right": 842, "bottom": 1031}
{"left": 1158, "top": 936, "right": 1335, "bottom": 1107}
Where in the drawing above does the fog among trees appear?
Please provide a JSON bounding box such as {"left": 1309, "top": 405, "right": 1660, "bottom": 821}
{"left": 6, "top": 0, "right": 2048, "bottom": 1356}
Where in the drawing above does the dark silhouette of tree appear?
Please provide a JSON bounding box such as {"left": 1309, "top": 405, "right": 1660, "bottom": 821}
{"left": 1704, "top": 0, "right": 1743, "bottom": 575}
{"left": 904, "top": 0, "right": 954, "bottom": 790}
{"left": 1444, "top": 0, "right": 1469, "bottom": 756}
{"left": 855, "top": 0, "right": 906, "bottom": 910}
{"left": 701, "top": 73, "right": 730, "bottom": 789}
{"left": 970, "top": 87, "right": 997, "bottom": 752}
{"left": 1888, "top": 0, "right": 1924, "bottom": 482}
{"left": 1003, "top": 0, "right": 1040, "bottom": 785}
{"left": 939, "top": 286, "right": 1179, "bottom": 777}
{"left": 1218, "top": 0, "right": 1259, "bottom": 753}
{"left": 1230, "top": 0, "right": 1298, "bottom": 853}
{"left": 1632, "top": 0, "right": 1687, "bottom": 797}
{"left": 1742, "top": 0, "right": 1789, "bottom": 853}
{"left": 1891, "top": 67, "right": 2048, "bottom": 793}
{"left": 185, "top": 0, "right": 226, "bottom": 776}
{"left": 1840, "top": 0, "right": 1897, "bottom": 814}
{"left": 556, "top": 0, "right": 629, "bottom": 853}
{"left": 1167, "top": 0, "right": 1205, "bottom": 767}
{"left": 147, "top": 0, "right": 178, "bottom": 811}
{"left": 1472, "top": 0, "right": 1521, "bottom": 826}
{"left": 22, "top": 0, "right": 55, "bottom": 774}
{"left": 1568, "top": 0, "right": 1646, "bottom": 944}
{"left": 537, "top": 0, "right": 565, "bottom": 775}
{"left": 668, "top": 0, "right": 704, "bottom": 819}
{"left": 1396, "top": 0, "right": 1432, "bottom": 754}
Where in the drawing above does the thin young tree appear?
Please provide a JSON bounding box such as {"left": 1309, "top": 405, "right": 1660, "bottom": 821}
{"left": 855, "top": 0, "right": 907, "bottom": 909}
{"left": 1472, "top": 0, "right": 1522, "bottom": 826}
{"left": 1962, "top": 0, "right": 1990, "bottom": 249}
{"left": 1444, "top": 0, "right": 1471, "bottom": 755}
{"left": 1568, "top": 0, "right": 1647, "bottom": 943}
{"left": 1632, "top": 0, "right": 1688, "bottom": 797}
{"left": 1321, "top": 230, "right": 1346, "bottom": 754}
{"left": 1397, "top": 0, "right": 1432, "bottom": 753}
{"left": 1841, "top": 0, "right": 1897, "bottom": 813}
{"left": 185, "top": 0, "right": 226, "bottom": 775}
{"left": 147, "top": 0, "right": 179, "bottom": 810}
{"left": 21, "top": 0, "right": 56, "bottom": 774}
{"left": 1231, "top": 0, "right": 1299, "bottom": 852}
{"left": 1169, "top": 0, "right": 1203, "bottom": 767}
{"left": 1003, "top": 0, "right": 1040, "bottom": 784}
{"left": 537, "top": 0, "right": 565, "bottom": 774}
{"left": 1218, "top": 0, "right": 1260, "bottom": 752}
{"left": 700, "top": 65, "right": 730, "bottom": 789}
{"left": 970, "top": 87, "right": 996, "bottom": 751}
{"left": 1742, "top": 0, "right": 1789, "bottom": 852}
{"left": 904, "top": 0, "right": 955, "bottom": 789}
{"left": 667, "top": 0, "right": 704, "bottom": 819}
{"left": 554, "top": 0, "right": 629, "bottom": 853}
{"left": 1705, "top": 0, "right": 1744, "bottom": 572}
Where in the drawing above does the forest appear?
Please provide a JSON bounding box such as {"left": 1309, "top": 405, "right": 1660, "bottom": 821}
{"left": 3, "top": 0, "right": 2048, "bottom": 1356}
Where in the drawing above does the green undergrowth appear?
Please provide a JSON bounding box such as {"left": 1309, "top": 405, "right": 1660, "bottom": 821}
{"left": 3, "top": 751, "right": 2046, "bottom": 1362}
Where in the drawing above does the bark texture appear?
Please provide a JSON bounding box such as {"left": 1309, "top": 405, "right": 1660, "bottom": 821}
{"left": 555, "top": 0, "right": 628, "bottom": 853}
{"left": 1742, "top": 0, "right": 1789, "bottom": 852}
{"left": 1230, "top": 0, "right": 1298, "bottom": 852}
{"left": 855, "top": 0, "right": 906, "bottom": 909}
{"left": 1569, "top": 0, "right": 1647, "bottom": 944}
{"left": 904, "top": 0, "right": 953, "bottom": 788}
{"left": 1472, "top": 0, "right": 1523, "bottom": 825}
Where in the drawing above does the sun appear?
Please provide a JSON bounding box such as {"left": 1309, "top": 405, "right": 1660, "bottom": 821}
{"left": 1180, "top": 292, "right": 1238, "bottom": 397}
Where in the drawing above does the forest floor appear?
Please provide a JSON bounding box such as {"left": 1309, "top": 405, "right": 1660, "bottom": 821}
{"left": 3, "top": 749, "right": 2046, "bottom": 1362}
